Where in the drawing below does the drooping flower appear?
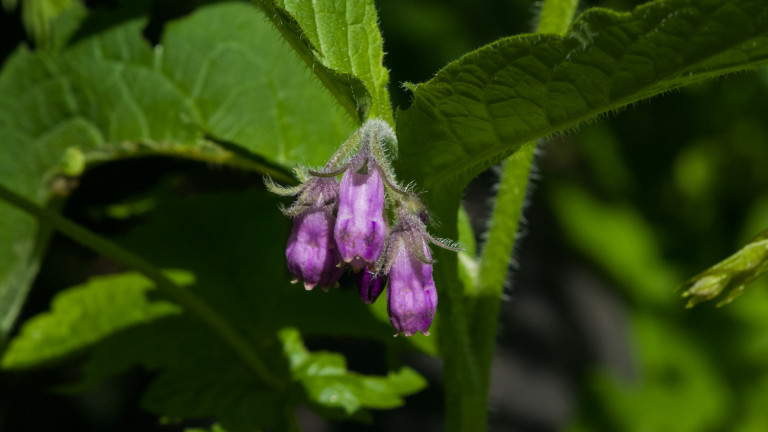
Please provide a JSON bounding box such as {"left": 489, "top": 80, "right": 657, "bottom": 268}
{"left": 268, "top": 119, "right": 460, "bottom": 337}
{"left": 384, "top": 215, "right": 438, "bottom": 337}
{"left": 354, "top": 269, "right": 387, "bottom": 304}
{"left": 334, "top": 157, "right": 387, "bottom": 272}
{"left": 282, "top": 177, "right": 343, "bottom": 290}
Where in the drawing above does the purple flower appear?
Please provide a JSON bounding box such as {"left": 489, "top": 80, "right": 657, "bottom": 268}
{"left": 386, "top": 230, "right": 437, "bottom": 337}
{"left": 334, "top": 162, "right": 386, "bottom": 272}
{"left": 355, "top": 269, "right": 387, "bottom": 304}
{"left": 285, "top": 178, "right": 343, "bottom": 290}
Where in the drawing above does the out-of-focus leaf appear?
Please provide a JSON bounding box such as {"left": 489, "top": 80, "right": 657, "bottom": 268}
{"left": 1, "top": 271, "right": 190, "bottom": 369}
{"left": 549, "top": 183, "right": 680, "bottom": 305}
{"left": 280, "top": 328, "right": 427, "bottom": 415}
{"left": 586, "top": 312, "right": 729, "bottom": 432}
{"left": 682, "top": 229, "right": 768, "bottom": 307}
{"left": 17, "top": 0, "right": 78, "bottom": 48}
{"left": 396, "top": 0, "right": 768, "bottom": 192}
{"left": 0, "top": 1, "right": 353, "bottom": 346}
{"left": 254, "top": 0, "right": 392, "bottom": 122}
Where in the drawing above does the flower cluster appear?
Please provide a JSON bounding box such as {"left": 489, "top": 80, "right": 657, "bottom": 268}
{"left": 266, "top": 119, "right": 458, "bottom": 337}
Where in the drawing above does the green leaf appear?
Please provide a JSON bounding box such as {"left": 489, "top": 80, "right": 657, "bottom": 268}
{"left": 17, "top": 0, "right": 79, "bottom": 48}
{"left": 396, "top": 0, "right": 768, "bottom": 192}
{"left": 0, "top": 1, "right": 354, "bottom": 346}
{"left": 254, "top": 0, "right": 392, "bottom": 123}
{"left": 1, "top": 271, "right": 189, "bottom": 369}
{"left": 682, "top": 229, "right": 768, "bottom": 307}
{"left": 280, "top": 328, "right": 427, "bottom": 415}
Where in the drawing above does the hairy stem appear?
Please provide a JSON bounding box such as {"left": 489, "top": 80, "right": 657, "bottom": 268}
{"left": 0, "top": 182, "right": 282, "bottom": 390}
{"left": 461, "top": 0, "right": 579, "bottom": 429}
{"left": 471, "top": 143, "right": 536, "bottom": 404}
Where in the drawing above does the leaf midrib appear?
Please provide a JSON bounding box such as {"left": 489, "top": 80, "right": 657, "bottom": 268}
{"left": 422, "top": 31, "right": 768, "bottom": 191}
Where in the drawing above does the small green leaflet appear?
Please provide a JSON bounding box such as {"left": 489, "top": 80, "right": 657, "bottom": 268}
{"left": 682, "top": 229, "right": 768, "bottom": 307}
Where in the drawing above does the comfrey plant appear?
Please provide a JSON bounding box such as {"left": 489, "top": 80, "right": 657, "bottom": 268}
{"left": 0, "top": 0, "right": 767, "bottom": 431}
{"left": 267, "top": 120, "right": 459, "bottom": 336}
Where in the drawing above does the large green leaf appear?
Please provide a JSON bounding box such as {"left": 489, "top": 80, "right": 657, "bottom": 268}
{"left": 0, "top": 2, "right": 355, "bottom": 345}
{"left": 396, "top": 0, "right": 768, "bottom": 192}
{"left": 254, "top": 0, "right": 392, "bottom": 123}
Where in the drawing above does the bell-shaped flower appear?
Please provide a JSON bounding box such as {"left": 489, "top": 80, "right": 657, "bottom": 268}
{"left": 385, "top": 226, "right": 437, "bottom": 337}
{"left": 355, "top": 269, "right": 387, "bottom": 304}
{"left": 284, "top": 178, "right": 343, "bottom": 290}
{"left": 334, "top": 160, "right": 386, "bottom": 272}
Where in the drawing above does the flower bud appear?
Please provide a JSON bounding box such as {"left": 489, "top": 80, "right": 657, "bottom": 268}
{"left": 285, "top": 178, "right": 343, "bottom": 290}
{"left": 355, "top": 269, "right": 387, "bottom": 304}
{"left": 386, "top": 232, "right": 437, "bottom": 337}
{"left": 334, "top": 162, "right": 386, "bottom": 272}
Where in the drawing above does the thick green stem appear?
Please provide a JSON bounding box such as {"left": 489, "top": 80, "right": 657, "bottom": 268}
{"left": 471, "top": 143, "right": 536, "bottom": 406}
{"left": 431, "top": 191, "right": 483, "bottom": 432}
{"left": 459, "top": 0, "right": 579, "bottom": 429}
{"left": 0, "top": 182, "right": 282, "bottom": 390}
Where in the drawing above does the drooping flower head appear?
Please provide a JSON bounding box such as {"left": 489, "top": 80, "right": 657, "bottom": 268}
{"left": 382, "top": 212, "right": 438, "bottom": 337}
{"left": 267, "top": 119, "right": 460, "bottom": 336}
{"left": 271, "top": 176, "right": 343, "bottom": 290}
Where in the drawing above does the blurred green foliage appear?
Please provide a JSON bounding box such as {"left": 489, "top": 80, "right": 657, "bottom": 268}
{"left": 550, "top": 70, "right": 768, "bottom": 431}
